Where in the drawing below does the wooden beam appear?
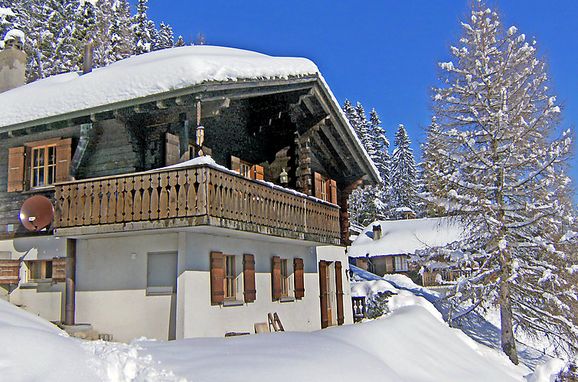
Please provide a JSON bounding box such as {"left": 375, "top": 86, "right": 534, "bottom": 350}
{"left": 319, "top": 124, "right": 355, "bottom": 173}
{"left": 310, "top": 132, "right": 341, "bottom": 176}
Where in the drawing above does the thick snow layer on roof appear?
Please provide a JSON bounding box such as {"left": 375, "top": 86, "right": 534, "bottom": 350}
{"left": 349, "top": 217, "right": 464, "bottom": 257}
{"left": 0, "top": 45, "right": 318, "bottom": 128}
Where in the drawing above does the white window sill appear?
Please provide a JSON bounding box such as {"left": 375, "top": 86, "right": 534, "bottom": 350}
{"left": 222, "top": 300, "right": 244, "bottom": 307}
{"left": 146, "top": 286, "right": 175, "bottom": 296}
{"left": 280, "top": 296, "right": 295, "bottom": 303}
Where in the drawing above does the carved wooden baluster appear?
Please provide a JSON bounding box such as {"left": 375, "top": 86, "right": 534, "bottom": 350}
{"left": 100, "top": 179, "right": 109, "bottom": 224}
{"left": 150, "top": 172, "right": 160, "bottom": 220}
{"left": 123, "top": 176, "right": 135, "bottom": 222}
{"left": 133, "top": 176, "right": 142, "bottom": 221}
{"left": 185, "top": 169, "right": 197, "bottom": 216}
{"left": 141, "top": 174, "right": 151, "bottom": 221}
{"left": 176, "top": 170, "right": 186, "bottom": 217}
{"left": 197, "top": 168, "right": 207, "bottom": 215}
{"left": 90, "top": 181, "right": 101, "bottom": 225}
{"left": 114, "top": 178, "right": 124, "bottom": 223}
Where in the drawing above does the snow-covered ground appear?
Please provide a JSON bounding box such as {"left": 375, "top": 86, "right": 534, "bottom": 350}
{"left": 1, "top": 282, "right": 564, "bottom": 382}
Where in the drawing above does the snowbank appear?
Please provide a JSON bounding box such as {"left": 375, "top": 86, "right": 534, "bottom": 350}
{"left": 0, "top": 300, "right": 101, "bottom": 382}
{"left": 0, "top": 45, "right": 318, "bottom": 128}
{"left": 349, "top": 217, "right": 463, "bottom": 258}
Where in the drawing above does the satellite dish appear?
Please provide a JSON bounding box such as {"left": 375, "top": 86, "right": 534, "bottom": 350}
{"left": 19, "top": 195, "right": 54, "bottom": 232}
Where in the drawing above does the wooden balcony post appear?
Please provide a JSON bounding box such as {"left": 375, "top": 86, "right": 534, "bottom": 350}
{"left": 294, "top": 134, "right": 313, "bottom": 196}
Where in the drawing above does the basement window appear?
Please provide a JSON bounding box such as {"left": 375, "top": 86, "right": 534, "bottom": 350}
{"left": 26, "top": 260, "right": 53, "bottom": 282}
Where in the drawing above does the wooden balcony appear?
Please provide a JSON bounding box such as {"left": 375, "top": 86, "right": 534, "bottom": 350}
{"left": 54, "top": 164, "right": 341, "bottom": 244}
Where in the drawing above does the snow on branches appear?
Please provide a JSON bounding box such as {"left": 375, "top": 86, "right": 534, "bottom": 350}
{"left": 423, "top": 2, "right": 577, "bottom": 362}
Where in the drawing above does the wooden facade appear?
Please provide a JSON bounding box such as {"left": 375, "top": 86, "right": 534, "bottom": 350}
{"left": 0, "top": 76, "right": 379, "bottom": 246}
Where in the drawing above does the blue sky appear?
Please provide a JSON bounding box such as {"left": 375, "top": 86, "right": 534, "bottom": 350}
{"left": 142, "top": 0, "right": 578, "bottom": 200}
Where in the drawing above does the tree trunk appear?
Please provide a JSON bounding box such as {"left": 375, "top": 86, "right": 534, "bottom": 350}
{"left": 499, "top": 261, "right": 519, "bottom": 365}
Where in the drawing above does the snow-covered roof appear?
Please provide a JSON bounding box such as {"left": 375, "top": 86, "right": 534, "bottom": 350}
{"left": 0, "top": 46, "right": 318, "bottom": 129}
{"left": 349, "top": 217, "right": 464, "bottom": 257}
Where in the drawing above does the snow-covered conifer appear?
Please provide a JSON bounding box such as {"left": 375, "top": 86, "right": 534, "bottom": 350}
{"left": 391, "top": 124, "right": 417, "bottom": 211}
{"left": 425, "top": 2, "right": 576, "bottom": 362}
{"left": 157, "top": 22, "right": 174, "bottom": 50}
{"left": 174, "top": 35, "right": 185, "bottom": 47}
{"left": 132, "top": 0, "right": 153, "bottom": 55}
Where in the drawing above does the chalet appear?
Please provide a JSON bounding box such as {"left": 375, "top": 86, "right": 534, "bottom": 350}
{"left": 348, "top": 217, "right": 464, "bottom": 286}
{"left": 0, "top": 37, "right": 380, "bottom": 341}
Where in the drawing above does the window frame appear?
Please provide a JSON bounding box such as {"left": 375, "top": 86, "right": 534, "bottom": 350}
{"left": 394, "top": 256, "right": 409, "bottom": 272}
{"left": 280, "top": 258, "right": 290, "bottom": 297}
{"left": 223, "top": 254, "right": 237, "bottom": 301}
{"left": 25, "top": 260, "right": 53, "bottom": 282}
{"left": 30, "top": 144, "right": 57, "bottom": 189}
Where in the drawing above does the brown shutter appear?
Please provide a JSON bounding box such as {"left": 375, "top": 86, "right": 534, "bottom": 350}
{"left": 52, "top": 258, "right": 67, "bottom": 282}
{"left": 0, "top": 260, "right": 20, "bottom": 284}
{"left": 294, "top": 257, "right": 305, "bottom": 299}
{"left": 271, "top": 255, "right": 281, "bottom": 301}
{"left": 55, "top": 138, "right": 72, "bottom": 183}
{"left": 165, "top": 133, "right": 180, "bottom": 166}
{"left": 243, "top": 254, "right": 256, "bottom": 303}
{"left": 328, "top": 179, "right": 337, "bottom": 204}
{"left": 314, "top": 172, "right": 323, "bottom": 199}
{"left": 7, "top": 146, "right": 25, "bottom": 192}
{"left": 335, "top": 261, "right": 344, "bottom": 325}
{"left": 230, "top": 156, "right": 241, "bottom": 173}
{"left": 210, "top": 251, "right": 225, "bottom": 305}
{"left": 251, "top": 165, "right": 264, "bottom": 181}
{"left": 319, "top": 260, "right": 329, "bottom": 328}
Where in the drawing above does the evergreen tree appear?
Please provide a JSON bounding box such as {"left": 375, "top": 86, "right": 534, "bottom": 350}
{"left": 157, "top": 22, "right": 174, "bottom": 50}
{"left": 174, "top": 35, "right": 185, "bottom": 47}
{"left": 109, "top": 0, "right": 133, "bottom": 61}
{"left": 390, "top": 124, "right": 417, "bottom": 211}
{"left": 132, "top": 0, "right": 152, "bottom": 55}
{"left": 369, "top": 108, "right": 390, "bottom": 190}
{"left": 425, "top": 2, "right": 576, "bottom": 361}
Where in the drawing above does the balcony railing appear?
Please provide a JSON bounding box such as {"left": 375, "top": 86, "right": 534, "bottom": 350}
{"left": 54, "top": 164, "right": 341, "bottom": 244}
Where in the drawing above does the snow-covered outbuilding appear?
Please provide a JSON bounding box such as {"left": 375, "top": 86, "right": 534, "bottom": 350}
{"left": 348, "top": 217, "right": 464, "bottom": 285}
{"left": 0, "top": 46, "right": 380, "bottom": 341}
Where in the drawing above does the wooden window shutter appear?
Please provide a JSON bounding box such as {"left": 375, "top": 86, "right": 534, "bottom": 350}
{"left": 230, "top": 155, "right": 241, "bottom": 173}
{"left": 294, "top": 257, "right": 305, "bottom": 299}
{"left": 165, "top": 133, "right": 180, "bottom": 166}
{"left": 328, "top": 179, "right": 337, "bottom": 204}
{"left": 335, "top": 261, "right": 344, "bottom": 325}
{"left": 243, "top": 254, "right": 256, "bottom": 303}
{"left": 271, "top": 255, "right": 281, "bottom": 301}
{"left": 7, "top": 146, "right": 25, "bottom": 192}
{"left": 251, "top": 165, "right": 264, "bottom": 181}
{"left": 319, "top": 260, "right": 329, "bottom": 328}
{"left": 55, "top": 138, "right": 73, "bottom": 183}
{"left": 314, "top": 172, "right": 323, "bottom": 199}
{"left": 52, "top": 258, "right": 67, "bottom": 282}
{"left": 210, "top": 251, "right": 225, "bottom": 305}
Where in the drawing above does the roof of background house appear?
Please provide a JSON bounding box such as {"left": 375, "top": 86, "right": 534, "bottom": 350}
{"left": 348, "top": 217, "right": 464, "bottom": 258}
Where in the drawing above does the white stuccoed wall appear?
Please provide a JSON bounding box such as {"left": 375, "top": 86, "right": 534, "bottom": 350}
{"left": 177, "top": 231, "right": 321, "bottom": 338}
{"left": 0, "top": 230, "right": 353, "bottom": 341}
{"left": 75, "top": 233, "right": 178, "bottom": 342}
{"left": 0, "top": 236, "right": 66, "bottom": 321}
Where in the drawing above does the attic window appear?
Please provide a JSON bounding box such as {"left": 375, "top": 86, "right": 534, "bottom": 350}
{"left": 31, "top": 145, "right": 57, "bottom": 188}
{"left": 313, "top": 172, "right": 337, "bottom": 204}
{"left": 230, "top": 155, "right": 264, "bottom": 181}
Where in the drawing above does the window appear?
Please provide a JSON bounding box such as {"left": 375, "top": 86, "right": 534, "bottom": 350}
{"left": 31, "top": 145, "right": 57, "bottom": 188}
{"left": 230, "top": 155, "right": 264, "bottom": 180}
{"left": 224, "top": 254, "right": 236, "bottom": 300}
{"left": 313, "top": 172, "right": 337, "bottom": 204}
{"left": 147, "top": 252, "right": 177, "bottom": 295}
{"left": 26, "top": 260, "right": 52, "bottom": 281}
{"left": 239, "top": 161, "right": 252, "bottom": 179}
{"left": 280, "top": 259, "right": 289, "bottom": 297}
{"left": 7, "top": 138, "right": 72, "bottom": 192}
{"left": 394, "top": 256, "right": 409, "bottom": 272}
